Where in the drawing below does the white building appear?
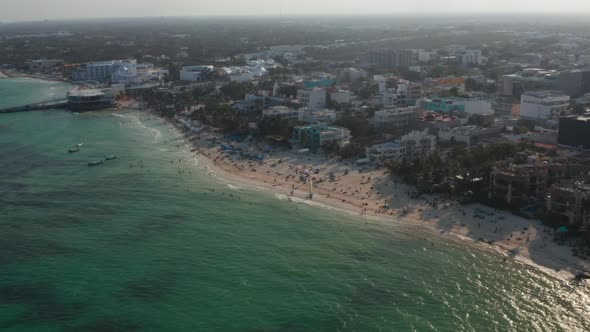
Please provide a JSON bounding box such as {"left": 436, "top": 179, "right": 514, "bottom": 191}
{"left": 401, "top": 130, "right": 437, "bottom": 158}
{"left": 292, "top": 125, "right": 351, "bottom": 149}
{"left": 455, "top": 99, "right": 494, "bottom": 115}
{"left": 373, "top": 107, "right": 418, "bottom": 128}
{"left": 459, "top": 50, "right": 483, "bottom": 65}
{"left": 416, "top": 50, "right": 437, "bottom": 63}
{"left": 374, "top": 75, "right": 389, "bottom": 93}
{"left": 366, "top": 141, "right": 406, "bottom": 164}
{"left": 340, "top": 68, "right": 368, "bottom": 82}
{"left": 396, "top": 82, "right": 423, "bottom": 103}
{"left": 180, "top": 65, "right": 214, "bottom": 82}
{"left": 520, "top": 91, "right": 570, "bottom": 121}
{"left": 303, "top": 108, "right": 337, "bottom": 124}
{"left": 297, "top": 88, "right": 327, "bottom": 110}
{"left": 377, "top": 90, "right": 399, "bottom": 106}
{"left": 438, "top": 125, "right": 503, "bottom": 147}
{"left": 238, "top": 91, "right": 289, "bottom": 112}
{"left": 262, "top": 106, "right": 303, "bottom": 121}
{"left": 330, "top": 90, "right": 352, "bottom": 104}
{"left": 72, "top": 59, "right": 137, "bottom": 82}
{"left": 366, "top": 130, "right": 436, "bottom": 164}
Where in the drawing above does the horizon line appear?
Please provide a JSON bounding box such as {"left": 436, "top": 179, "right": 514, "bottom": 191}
{"left": 2, "top": 11, "right": 590, "bottom": 24}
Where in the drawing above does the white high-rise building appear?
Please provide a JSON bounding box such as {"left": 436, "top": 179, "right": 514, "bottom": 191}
{"left": 459, "top": 50, "right": 483, "bottom": 66}
{"left": 520, "top": 91, "right": 570, "bottom": 121}
{"left": 72, "top": 59, "right": 137, "bottom": 82}
{"left": 297, "top": 88, "right": 327, "bottom": 110}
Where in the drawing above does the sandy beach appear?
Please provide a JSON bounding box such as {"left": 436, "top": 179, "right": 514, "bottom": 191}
{"left": 2, "top": 82, "right": 586, "bottom": 281}
{"left": 0, "top": 69, "right": 68, "bottom": 82}
{"left": 159, "top": 118, "right": 590, "bottom": 280}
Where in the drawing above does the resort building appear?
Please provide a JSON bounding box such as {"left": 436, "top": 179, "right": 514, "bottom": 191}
{"left": 330, "top": 90, "right": 352, "bottom": 104}
{"left": 416, "top": 111, "right": 467, "bottom": 134}
{"left": 220, "top": 60, "right": 278, "bottom": 82}
{"left": 238, "top": 91, "right": 290, "bottom": 113}
{"left": 488, "top": 155, "right": 586, "bottom": 206}
{"left": 458, "top": 50, "right": 483, "bottom": 66}
{"left": 366, "top": 141, "right": 406, "bottom": 164}
{"left": 437, "top": 125, "right": 502, "bottom": 147}
{"left": 292, "top": 124, "right": 351, "bottom": 150}
{"left": 71, "top": 59, "right": 137, "bottom": 82}
{"left": 489, "top": 163, "right": 550, "bottom": 205}
{"left": 546, "top": 181, "right": 590, "bottom": 226}
{"left": 372, "top": 107, "right": 418, "bottom": 129}
{"left": 421, "top": 97, "right": 493, "bottom": 115}
{"left": 297, "top": 88, "right": 327, "bottom": 110}
{"left": 262, "top": 106, "right": 302, "bottom": 121}
{"left": 501, "top": 70, "right": 559, "bottom": 97}
{"left": 401, "top": 130, "right": 437, "bottom": 159}
{"left": 339, "top": 68, "right": 368, "bottom": 82}
{"left": 180, "top": 65, "right": 214, "bottom": 82}
{"left": 302, "top": 108, "right": 337, "bottom": 124}
{"left": 520, "top": 91, "right": 570, "bottom": 121}
{"left": 424, "top": 77, "right": 466, "bottom": 95}
{"left": 396, "top": 82, "right": 423, "bottom": 105}
{"left": 366, "top": 130, "right": 436, "bottom": 164}
{"left": 367, "top": 49, "right": 416, "bottom": 68}
{"left": 493, "top": 94, "right": 518, "bottom": 117}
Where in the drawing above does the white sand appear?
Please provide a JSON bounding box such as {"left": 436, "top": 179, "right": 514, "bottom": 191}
{"left": 201, "top": 133, "right": 589, "bottom": 278}
{"left": 147, "top": 110, "right": 590, "bottom": 281}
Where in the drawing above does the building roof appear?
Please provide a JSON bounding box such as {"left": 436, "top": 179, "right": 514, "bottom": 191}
{"left": 370, "top": 141, "right": 402, "bottom": 149}
{"left": 523, "top": 90, "right": 569, "bottom": 99}
{"left": 68, "top": 88, "right": 107, "bottom": 97}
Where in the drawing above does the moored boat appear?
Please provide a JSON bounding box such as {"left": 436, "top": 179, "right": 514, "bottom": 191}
{"left": 105, "top": 155, "right": 117, "bottom": 161}
{"left": 88, "top": 160, "right": 104, "bottom": 166}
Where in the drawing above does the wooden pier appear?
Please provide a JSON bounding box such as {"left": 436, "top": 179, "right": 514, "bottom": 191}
{"left": 0, "top": 98, "right": 68, "bottom": 113}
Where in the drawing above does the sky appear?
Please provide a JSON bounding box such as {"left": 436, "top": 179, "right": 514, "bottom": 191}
{"left": 1, "top": 0, "right": 589, "bottom": 22}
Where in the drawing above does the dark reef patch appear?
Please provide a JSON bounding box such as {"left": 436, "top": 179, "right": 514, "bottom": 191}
{"left": 0, "top": 282, "right": 87, "bottom": 328}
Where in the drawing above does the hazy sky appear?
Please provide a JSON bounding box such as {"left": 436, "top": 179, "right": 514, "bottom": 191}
{"left": 1, "top": 0, "right": 589, "bottom": 22}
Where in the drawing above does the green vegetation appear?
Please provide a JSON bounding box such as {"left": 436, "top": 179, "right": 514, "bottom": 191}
{"left": 386, "top": 143, "right": 523, "bottom": 194}
{"left": 220, "top": 82, "right": 255, "bottom": 101}
{"left": 323, "top": 141, "right": 364, "bottom": 159}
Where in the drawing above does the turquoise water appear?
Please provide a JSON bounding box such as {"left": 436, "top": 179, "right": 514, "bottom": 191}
{"left": 1, "top": 78, "right": 589, "bottom": 331}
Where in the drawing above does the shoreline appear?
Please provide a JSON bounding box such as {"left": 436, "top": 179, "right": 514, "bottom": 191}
{"left": 156, "top": 115, "right": 589, "bottom": 280}
{"left": 0, "top": 69, "right": 68, "bottom": 82}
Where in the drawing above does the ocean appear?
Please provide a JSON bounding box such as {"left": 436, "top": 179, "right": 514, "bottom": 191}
{"left": 0, "top": 77, "right": 589, "bottom": 331}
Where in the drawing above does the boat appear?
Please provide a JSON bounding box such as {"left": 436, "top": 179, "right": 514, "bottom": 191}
{"left": 88, "top": 160, "right": 104, "bottom": 166}
{"left": 104, "top": 155, "right": 117, "bottom": 161}
{"left": 68, "top": 146, "right": 80, "bottom": 153}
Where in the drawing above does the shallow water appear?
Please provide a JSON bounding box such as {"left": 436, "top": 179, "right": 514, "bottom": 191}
{"left": 0, "top": 78, "right": 589, "bottom": 331}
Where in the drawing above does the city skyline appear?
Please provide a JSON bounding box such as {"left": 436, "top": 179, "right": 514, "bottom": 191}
{"left": 1, "top": 0, "right": 590, "bottom": 22}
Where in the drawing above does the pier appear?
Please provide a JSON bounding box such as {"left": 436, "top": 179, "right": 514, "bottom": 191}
{"left": 0, "top": 98, "right": 68, "bottom": 113}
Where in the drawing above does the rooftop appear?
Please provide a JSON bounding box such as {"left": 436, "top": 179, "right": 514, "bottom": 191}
{"left": 523, "top": 90, "right": 569, "bottom": 99}
{"left": 68, "top": 88, "right": 108, "bottom": 97}
{"left": 370, "top": 141, "right": 402, "bottom": 149}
